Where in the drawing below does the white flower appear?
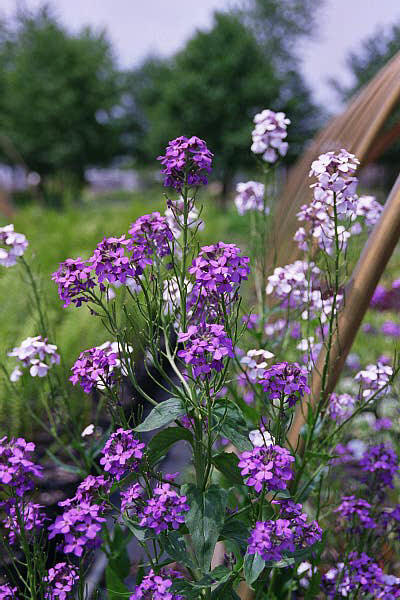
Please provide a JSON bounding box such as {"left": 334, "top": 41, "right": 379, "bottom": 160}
{"left": 81, "top": 424, "right": 95, "bottom": 437}
{"left": 249, "top": 429, "right": 275, "bottom": 447}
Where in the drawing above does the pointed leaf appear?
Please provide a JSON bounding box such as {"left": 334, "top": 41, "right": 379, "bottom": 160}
{"left": 212, "top": 451, "right": 243, "bottom": 484}
{"left": 214, "top": 402, "right": 252, "bottom": 451}
{"left": 147, "top": 426, "right": 193, "bottom": 466}
{"left": 244, "top": 551, "right": 265, "bottom": 585}
{"left": 134, "top": 398, "right": 185, "bottom": 432}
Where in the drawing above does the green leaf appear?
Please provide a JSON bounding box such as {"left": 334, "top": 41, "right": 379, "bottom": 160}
{"left": 105, "top": 566, "right": 129, "bottom": 598}
{"left": 244, "top": 552, "right": 265, "bottom": 585}
{"left": 211, "top": 585, "right": 241, "bottom": 599}
{"left": 124, "top": 519, "right": 147, "bottom": 542}
{"left": 163, "top": 531, "right": 195, "bottom": 568}
{"left": 191, "top": 566, "right": 231, "bottom": 588}
{"left": 134, "top": 398, "right": 185, "bottom": 432}
{"left": 221, "top": 519, "right": 250, "bottom": 552}
{"left": 183, "top": 484, "right": 228, "bottom": 572}
{"left": 212, "top": 451, "right": 243, "bottom": 484}
{"left": 147, "top": 426, "right": 193, "bottom": 466}
{"left": 214, "top": 402, "right": 252, "bottom": 451}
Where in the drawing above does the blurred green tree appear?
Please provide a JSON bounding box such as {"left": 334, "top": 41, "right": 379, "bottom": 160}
{"left": 331, "top": 23, "right": 400, "bottom": 189}
{"left": 128, "top": 10, "right": 321, "bottom": 197}
{"left": 0, "top": 6, "right": 121, "bottom": 198}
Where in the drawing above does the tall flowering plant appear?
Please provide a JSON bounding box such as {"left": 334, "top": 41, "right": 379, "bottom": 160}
{"left": 1, "top": 118, "right": 399, "bottom": 599}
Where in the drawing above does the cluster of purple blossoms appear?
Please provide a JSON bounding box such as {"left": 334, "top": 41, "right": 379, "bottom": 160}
{"left": 381, "top": 321, "right": 400, "bottom": 337}
{"left": 238, "top": 445, "right": 294, "bottom": 493}
{"left": 370, "top": 280, "right": 400, "bottom": 311}
{"left": 44, "top": 562, "right": 79, "bottom": 600}
{"left": 3, "top": 502, "right": 47, "bottom": 544}
{"left": 49, "top": 501, "right": 106, "bottom": 557}
{"left": 260, "top": 362, "right": 310, "bottom": 408}
{"left": 100, "top": 429, "right": 145, "bottom": 480}
{"left": 189, "top": 242, "right": 250, "bottom": 296}
{"left": 157, "top": 135, "right": 213, "bottom": 190}
{"left": 0, "top": 584, "right": 18, "bottom": 599}
{"left": 70, "top": 345, "right": 121, "bottom": 394}
{"left": 351, "top": 195, "right": 383, "bottom": 231}
{"left": 335, "top": 496, "right": 376, "bottom": 531}
{"left": 234, "top": 181, "right": 268, "bottom": 215}
{"left": 120, "top": 482, "right": 142, "bottom": 513}
{"left": 52, "top": 257, "right": 98, "bottom": 308}
{"left": 128, "top": 212, "right": 174, "bottom": 258}
{"left": 177, "top": 323, "right": 234, "bottom": 378}
{"left": 8, "top": 335, "right": 60, "bottom": 382}
{"left": 139, "top": 483, "right": 189, "bottom": 534}
{"left": 247, "top": 510, "right": 321, "bottom": 562}
{"left": 0, "top": 224, "right": 28, "bottom": 267}
{"left": 130, "top": 569, "right": 184, "bottom": 600}
{"left": 0, "top": 436, "right": 42, "bottom": 496}
{"left": 67, "top": 474, "right": 112, "bottom": 505}
{"left": 251, "top": 109, "right": 290, "bottom": 163}
{"left": 359, "top": 443, "right": 399, "bottom": 489}
{"left": 322, "top": 553, "right": 391, "bottom": 599}
{"left": 355, "top": 362, "right": 393, "bottom": 400}
{"left": 90, "top": 235, "right": 148, "bottom": 285}
{"left": 328, "top": 393, "right": 356, "bottom": 423}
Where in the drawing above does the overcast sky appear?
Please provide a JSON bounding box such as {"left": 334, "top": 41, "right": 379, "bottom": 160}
{"left": 2, "top": 0, "right": 400, "bottom": 109}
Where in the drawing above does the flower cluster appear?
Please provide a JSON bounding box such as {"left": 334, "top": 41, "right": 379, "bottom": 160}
{"left": 90, "top": 235, "right": 145, "bottom": 285}
{"left": 355, "top": 362, "right": 393, "bottom": 400}
{"left": 3, "top": 502, "right": 46, "bottom": 544}
{"left": 44, "top": 562, "right": 79, "bottom": 600}
{"left": 352, "top": 195, "right": 383, "bottom": 230}
{"left": 260, "top": 362, "right": 310, "bottom": 408}
{"left": 165, "top": 197, "right": 204, "bottom": 239}
{"left": 0, "top": 224, "right": 28, "bottom": 267}
{"left": 251, "top": 109, "right": 290, "bottom": 163}
{"left": 238, "top": 445, "right": 294, "bottom": 493}
{"left": 157, "top": 135, "right": 213, "bottom": 190}
{"left": 381, "top": 321, "right": 400, "bottom": 337}
{"left": 70, "top": 344, "right": 121, "bottom": 393}
{"left": 130, "top": 569, "right": 183, "bottom": 600}
{"left": 52, "top": 257, "right": 98, "bottom": 308}
{"left": 234, "top": 181, "right": 267, "bottom": 215}
{"left": 48, "top": 501, "right": 106, "bottom": 557}
{"left": 309, "top": 149, "right": 359, "bottom": 199}
{"left": 247, "top": 509, "right": 321, "bottom": 562}
{"left": 120, "top": 482, "right": 142, "bottom": 513}
{"left": 0, "top": 436, "right": 42, "bottom": 496}
{"left": 177, "top": 323, "right": 234, "bottom": 378}
{"left": 328, "top": 392, "right": 356, "bottom": 423}
{"left": 189, "top": 242, "right": 250, "bottom": 297}
{"left": 360, "top": 443, "right": 399, "bottom": 490}
{"left": 138, "top": 483, "right": 190, "bottom": 534}
{"left": 322, "top": 553, "right": 390, "bottom": 598}
{"left": 266, "top": 261, "right": 320, "bottom": 307}
{"left": 370, "top": 280, "right": 400, "bottom": 311}
{"left": 240, "top": 349, "right": 274, "bottom": 383}
{"left": 335, "top": 495, "right": 376, "bottom": 531}
{"left": 68, "top": 474, "right": 112, "bottom": 505}
{"left": 8, "top": 336, "right": 60, "bottom": 382}
{"left": 100, "top": 429, "right": 145, "bottom": 480}
{"left": 128, "top": 212, "right": 173, "bottom": 258}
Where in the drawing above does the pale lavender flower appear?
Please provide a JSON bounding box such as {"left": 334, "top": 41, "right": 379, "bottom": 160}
{"left": 234, "top": 181, "right": 268, "bottom": 215}
{"left": 251, "top": 109, "right": 290, "bottom": 163}
{"left": 0, "top": 224, "right": 28, "bottom": 267}
{"left": 328, "top": 393, "right": 356, "bottom": 423}
{"left": 8, "top": 336, "right": 60, "bottom": 382}
{"left": 355, "top": 362, "right": 393, "bottom": 400}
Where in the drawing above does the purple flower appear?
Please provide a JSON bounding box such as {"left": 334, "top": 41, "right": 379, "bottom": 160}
{"left": 322, "top": 553, "right": 385, "bottom": 598}
{"left": 52, "top": 257, "right": 98, "bottom": 308}
{"left": 0, "top": 436, "right": 42, "bottom": 496}
{"left": 360, "top": 443, "right": 399, "bottom": 489}
{"left": 238, "top": 445, "right": 294, "bottom": 493}
{"left": 48, "top": 501, "right": 106, "bottom": 557}
{"left": 64, "top": 475, "right": 112, "bottom": 505}
{"left": 328, "top": 393, "right": 356, "bottom": 423}
{"left": 242, "top": 313, "right": 260, "bottom": 330}
{"left": 130, "top": 569, "right": 184, "bottom": 600}
{"left": 157, "top": 135, "right": 213, "bottom": 190}
{"left": 251, "top": 110, "right": 290, "bottom": 163}
{"left": 381, "top": 321, "right": 400, "bottom": 338}
{"left": 240, "top": 349, "right": 274, "bottom": 384}
{"left": 189, "top": 242, "right": 250, "bottom": 296}
{"left": 44, "top": 562, "right": 79, "bottom": 599}
{"left": 70, "top": 345, "right": 121, "bottom": 394}
{"left": 0, "top": 224, "right": 28, "bottom": 267}
{"left": 335, "top": 495, "right": 376, "bottom": 531}
{"left": 3, "top": 501, "right": 47, "bottom": 544}
{"left": 90, "top": 235, "right": 147, "bottom": 285}
{"left": 120, "top": 482, "right": 143, "bottom": 513}
{"left": 374, "top": 417, "right": 392, "bottom": 431}
{"left": 309, "top": 149, "right": 359, "bottom": 197}
{"left": 260, "top": 362, "right": 310, "bottom": 408}
{"left": 355, "top": 362, "right": 393, "bottom": 400}
{"left": 0, "top": 584, "right": 18, "bottom": 599}
{"left": 128, "top": 212, "right": 174, "bottom": 258}
{"left": 138, "top": 483, "right": 189, "bottom": 534}
{"left": 234, "top": 181, "right": 267, "bottom": 215}
{"left": 177, "top": 323, "right": 234, "bottom": 378}
{"left": 100, "top": 429, "right": 145, "bottom": 480}
{"left": 8, "top": 336, "right": 60, "bottom": 382}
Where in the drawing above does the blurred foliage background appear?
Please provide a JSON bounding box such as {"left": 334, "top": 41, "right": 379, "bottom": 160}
{"left": 0, "top": 0, "right": 399, "bottom": 434}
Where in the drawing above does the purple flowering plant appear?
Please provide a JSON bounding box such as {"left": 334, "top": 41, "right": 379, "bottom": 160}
{"left": 2, "top": 111, "right": 400, "bottom": 600}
